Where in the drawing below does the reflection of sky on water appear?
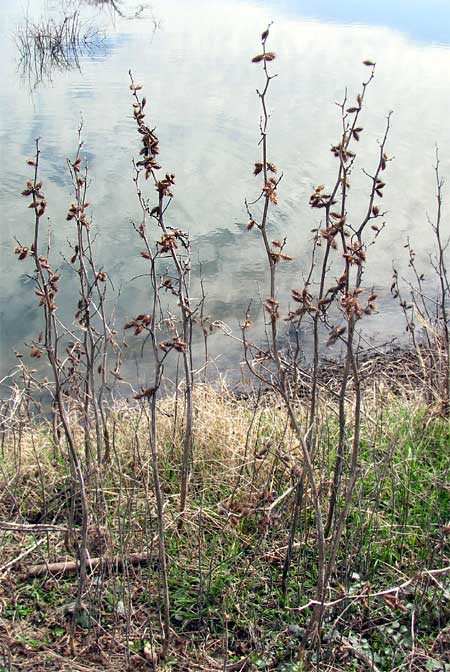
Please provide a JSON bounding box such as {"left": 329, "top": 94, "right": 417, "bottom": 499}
{"left": 267, "top": 0, "right": 450, "bottom": 46}
{"left": 1, "top": 0, "right": 450, "bottom": 383}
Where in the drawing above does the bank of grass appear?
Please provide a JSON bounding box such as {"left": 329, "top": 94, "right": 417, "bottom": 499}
{"left": 0, "top": 384, "right": 449, "bottom": 671}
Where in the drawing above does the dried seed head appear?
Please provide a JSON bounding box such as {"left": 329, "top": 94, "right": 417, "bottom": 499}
{"left": 134, "top": 387, "right": 156, "bottom": 400}
{"left": 30, "top": 344, "right": 42, "bottom": 359}
{"left": 253, "top": 162, "right": 263, "bottom": 176}
{"left": 251, "top": 52, "right": 276, "bottom": 63}
{"left": 15, "top": 245, "right": 29, "bottom": 260}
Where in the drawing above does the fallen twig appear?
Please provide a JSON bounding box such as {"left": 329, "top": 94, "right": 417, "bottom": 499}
{"left": 287, "top": 564, "right": 450, "bottom": 613}
{"left": 20, "top": 551, "right": 158, "bottom": 580}
{"left": 0, "top": 538, "right": 45, "bottom": 575}
{"left": 0, "top": 521, "right": 68, "bottom": 533}
{"left": 266, "top": 484, "right": 295, "bottom": 513}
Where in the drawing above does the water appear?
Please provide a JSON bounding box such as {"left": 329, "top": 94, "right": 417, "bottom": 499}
{"left": 1, "top": 0, "right": 450, "bottom": 388}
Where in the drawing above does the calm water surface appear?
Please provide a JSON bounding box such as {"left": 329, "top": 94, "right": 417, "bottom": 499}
{"left": 1, "top": 0, "right": 450, "bottom": 386}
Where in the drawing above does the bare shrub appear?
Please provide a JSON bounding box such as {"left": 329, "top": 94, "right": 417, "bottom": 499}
{"left": 243, "top": 25, "right": 393, "bottom": 660}
{"left": 392, "top": 150, "right": 450, "bottom": 417}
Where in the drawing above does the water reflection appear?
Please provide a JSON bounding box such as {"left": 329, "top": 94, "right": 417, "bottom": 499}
{"left": 83, "top": 0, "right": 126, "bottom": 15}
{"left": 1, "top": 0, "right": 450, "bottom": 386}
{"left": 16, "top": 10, "right": 105, "bottom": 90}
{"left": 274, "top": 0, "right": 450, "bottom": 46}
{"left": 72, "top": 0, "right": 158, "bottom": 22}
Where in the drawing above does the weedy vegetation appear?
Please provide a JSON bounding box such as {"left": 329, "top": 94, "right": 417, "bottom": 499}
{"left": 0, "top": 25, "right": 449, "bottom": 672}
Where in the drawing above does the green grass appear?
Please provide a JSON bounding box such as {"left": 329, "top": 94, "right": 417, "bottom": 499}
{"left": 0, "top": 387, "right": 448, "bottom": 670}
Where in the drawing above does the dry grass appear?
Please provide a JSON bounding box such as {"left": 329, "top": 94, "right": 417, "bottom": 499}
{"left": 0, "top": 380, "right": 448, "bottom": 670}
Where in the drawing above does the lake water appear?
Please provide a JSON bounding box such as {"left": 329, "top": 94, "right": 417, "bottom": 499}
{"left": 1, "top": 0, "right": 450, "bottom": 389}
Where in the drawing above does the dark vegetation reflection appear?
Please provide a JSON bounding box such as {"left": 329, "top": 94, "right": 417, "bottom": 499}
{"left": 15, "top": 1, "right": 158, "bottom": 90}
{"left": 16, "top": 11, "right": 104, "bottom": 90}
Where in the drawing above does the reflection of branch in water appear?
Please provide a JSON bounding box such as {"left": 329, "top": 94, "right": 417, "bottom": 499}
{"left": 83, "top": 0, "right": 125, "bottom": 17}
{"left": 84, "top": 0, "right": 159, "bottom": 23}
{"left": 16, "top": 11, "right": 104, "bottom": 90}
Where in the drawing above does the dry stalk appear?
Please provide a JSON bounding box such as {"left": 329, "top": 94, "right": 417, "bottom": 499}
{"left": 17, "top": 139, "right": 90, "bottom": 641}
{"left": 392, "top": 150, "right": 450, "bottom": 416}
